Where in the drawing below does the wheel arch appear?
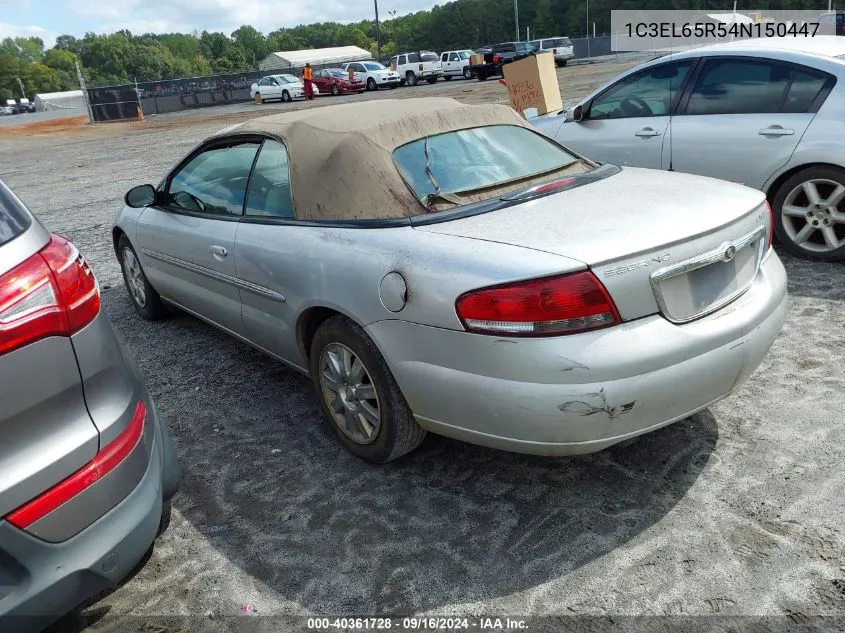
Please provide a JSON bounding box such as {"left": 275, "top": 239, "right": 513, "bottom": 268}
{"left": 296, "top": 305, "right": 369, "bottom": 366}
{"left": 766, "top": 162, "right": 845, "bottom": 201}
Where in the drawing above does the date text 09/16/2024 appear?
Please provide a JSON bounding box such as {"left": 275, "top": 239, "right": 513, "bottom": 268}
{"left": 307, "top": 617, "right": 528, "bottom": 630}
{"left": 624, "top": 21, "right": 822, "bottom": 39}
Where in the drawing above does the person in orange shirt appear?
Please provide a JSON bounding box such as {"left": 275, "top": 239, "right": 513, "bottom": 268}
{"left": 303, "top": 63, "right": 314, "bottom": 100}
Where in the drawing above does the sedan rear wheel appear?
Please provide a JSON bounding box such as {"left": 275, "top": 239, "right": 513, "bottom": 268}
{"left": 773, "top": 166, "right": 845, "bottom": 261}
{"left": 310, "top": 316, "right": 426, "bottom": 463}
{"left": 118, "top": 235, "right": 167, "bottom": 320}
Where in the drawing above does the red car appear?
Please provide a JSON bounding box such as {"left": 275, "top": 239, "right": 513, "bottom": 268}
{"left": 313, "top": 68, "right": 366, "bottom": 96}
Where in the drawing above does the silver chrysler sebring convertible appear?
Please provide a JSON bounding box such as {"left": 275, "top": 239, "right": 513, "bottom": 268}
{"left": 114, "top": 97, "right": 787, "bottom": 463}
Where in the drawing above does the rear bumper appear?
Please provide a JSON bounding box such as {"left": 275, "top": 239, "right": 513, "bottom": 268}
{"left": 0, "top": 406, "right": 166, "bottom": 633}
{"left": 365, "top": 252, "right": 787, "bottom": 456}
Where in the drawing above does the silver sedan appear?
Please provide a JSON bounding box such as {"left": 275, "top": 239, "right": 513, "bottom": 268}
{"left": 114, "top": 97, "right": 787, "bottom": 463}
{"left": 532, "top": 36, "right": 845, "bottom": 261}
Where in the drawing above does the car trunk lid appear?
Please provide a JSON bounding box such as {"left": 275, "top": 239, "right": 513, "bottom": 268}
{"left": 414, "top": 167, "right": 771, "bottom": 322}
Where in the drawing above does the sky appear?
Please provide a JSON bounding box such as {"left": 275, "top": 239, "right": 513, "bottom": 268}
{"left": 1, "top": 0, "right": 430, "bottom": 48}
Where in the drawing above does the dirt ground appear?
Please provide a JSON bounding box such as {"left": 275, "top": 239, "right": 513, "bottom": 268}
{"left": 1, "top": 58, "right": 843, "bottom": 632}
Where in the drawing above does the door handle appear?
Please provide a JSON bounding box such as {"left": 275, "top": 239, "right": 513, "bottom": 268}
{"left": 635, "top": 128, "right": 661, "bottom": 137}
{"left": 209, "top": 245, "right": 228, "bottom": 257}
{"left": 758, "top": 126, "right": 794, "bottom": 137}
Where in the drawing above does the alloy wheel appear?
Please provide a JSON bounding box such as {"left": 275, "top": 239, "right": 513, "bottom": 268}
{"left": 318, "top": 343, "right": 381, "bottom": 445}
{"left": 781, "top": 178, "right": 845, "bottom": 253}
{"left": 122, "top": 247, "right": 147, "bottom": 308}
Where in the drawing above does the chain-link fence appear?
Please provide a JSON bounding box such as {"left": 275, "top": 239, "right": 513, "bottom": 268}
{"left": 85, "top": 55, "right": 373, "bottom": 121}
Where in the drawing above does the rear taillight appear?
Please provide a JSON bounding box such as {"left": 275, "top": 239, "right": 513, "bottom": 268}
{"left": 6, "top": 400, "right": 146, "bottom": 529}
{"left": 765, "top": 200, "right": 774, "bottom": 250}
{"left": 493, "top": 54, "right": 500, "bottom": 64}
{"left": 553, "top": 48, "right": 558, "bottom": 55}
{"left": 0, "top": 234, "right": 100, "bottom": 356}
{"left": 455, "top": 271, "right": 621, "bottom": 337}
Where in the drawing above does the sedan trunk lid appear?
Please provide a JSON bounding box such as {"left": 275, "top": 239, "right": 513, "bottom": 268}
{"left": 415, "top": 167, "right": 771, "bottom": 322}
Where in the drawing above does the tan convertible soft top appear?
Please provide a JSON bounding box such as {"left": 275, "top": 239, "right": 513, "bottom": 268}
{"left": 216, "top": 98, "right": 542, "bottom": 220}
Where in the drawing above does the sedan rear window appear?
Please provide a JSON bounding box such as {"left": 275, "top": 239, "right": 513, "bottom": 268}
{"left": 0, "top": 186, "right": 31, "bottom": 247}
{"left": 392, "top": 125, "right": 581, "bottom": 203}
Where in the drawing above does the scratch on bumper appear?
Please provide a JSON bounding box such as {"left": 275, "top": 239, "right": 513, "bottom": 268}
{"left": 558, "top": 388, "right": 636, "bottom": 419}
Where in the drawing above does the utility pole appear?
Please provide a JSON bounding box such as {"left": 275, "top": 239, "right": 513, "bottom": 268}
{"left": 514, "top": 0, "right": 520, "bottom": 41}
{"left": 374, "top": 0, "right": 382, "bottom": 59}
{"left": 16, "top": 78, "right": 26, "bottom": 98}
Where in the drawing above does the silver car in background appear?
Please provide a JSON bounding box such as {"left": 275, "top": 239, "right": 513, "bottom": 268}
{"left": 114, "top": 98, "right": 786, "bottom": 464}
{"left": 532, "top": 36, "right": 845, "bottom": 261}
{"left": 0, "top": 180, "right": 180, "bottom": 632}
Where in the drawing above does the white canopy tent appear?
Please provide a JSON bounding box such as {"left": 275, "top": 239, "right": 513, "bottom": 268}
{"left": 34, "top": 90, "right": 86, "bottom": 112}
{"left": 259, "top": 46, "right": 372, "bottom": 72}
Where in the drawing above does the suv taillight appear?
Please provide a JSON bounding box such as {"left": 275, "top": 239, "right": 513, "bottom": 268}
{"left": 493, "top": 54, "right": 500, "bottom": 64}
{"left": 553, "top": 48, "right": 558, "bottom": 54}
{"left": 455, "top": 271, "right": 620, "bottom": 337}
{"left": 0, "top": 234, "right": 100, "bottom": 356}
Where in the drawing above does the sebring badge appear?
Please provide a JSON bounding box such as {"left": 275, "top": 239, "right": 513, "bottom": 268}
{"left": 603, "top": 254, "right": 671, "bottom": 277}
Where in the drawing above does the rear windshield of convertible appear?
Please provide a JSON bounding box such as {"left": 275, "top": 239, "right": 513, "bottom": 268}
{"left": 392, "top": 125, "right": 581, "bottom": 202}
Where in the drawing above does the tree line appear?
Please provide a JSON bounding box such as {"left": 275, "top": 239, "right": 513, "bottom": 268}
{"left": 0, "top": 0, "right": 825, "bottom": 98}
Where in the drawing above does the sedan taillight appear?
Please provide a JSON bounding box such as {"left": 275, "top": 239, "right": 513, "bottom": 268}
{"left": 0, "top": 234, "right": 100, "bottom": 356}
{"left": 765, "top": 200, "right": 774, "bottom": 251}
{"left": 455, "top": 271, "right": 621, "bottom": 337}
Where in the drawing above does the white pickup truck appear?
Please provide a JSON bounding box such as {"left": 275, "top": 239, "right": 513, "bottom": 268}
{"left": 388, "top": 51, "right": 442, "bottom": 86}
{"left": 439, "top": 50, "right": 475, "bottom": 80}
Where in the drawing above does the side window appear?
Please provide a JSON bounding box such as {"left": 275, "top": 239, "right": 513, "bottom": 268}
{"left": 685, "top": 59, "right": 791, "bottom": 115}
{"left": 166, "top": 141, "right": 261, "bottom": 216}
{"left": 492, "top": 45, "right": 503, "bottom": 53}
{"left": 245, "top": 140, "right": 295, "bottom": 219}
{"left": 782, "top": 69, "right": 830, "bottom": 113}
{"left": 588, "top": 61, "right": 693, "bottom": 120}
{"left": 389, "top": 57, "right": 398, "bottom": 67}
{"left": 408, "top": 53, "right": 420, "bottom": 63}
{"left": 398, "top": 55, "right": 407, "bottom": 65}
{"left": 258, "top": 78, "right": 268, "bottom": 86}
{"left": 441, "top": 53, "right": 448, "bottom": 62}
{"left": 449, "top": 53, "right": 459, "bottom": 61}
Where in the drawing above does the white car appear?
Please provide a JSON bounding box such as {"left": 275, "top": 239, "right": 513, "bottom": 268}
{"left": 344, "top": 61, "right": 401, "bottom": 91}
{"left": 439, "top": 50, "right": 475, "bottom": 80}
{"left": 388, "top": 51, "right": 442, "bottom": 86}
{"left": 530, "top": 37, "right": 575, "bottom": 67}
{"left": 250, "top": 74, "right": 320, "bottom": 103}
{"left": 532, "top": 36, "right": 845, "bottom": 261}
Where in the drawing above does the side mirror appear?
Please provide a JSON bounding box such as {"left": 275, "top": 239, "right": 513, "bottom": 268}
{"left": 566, "top": 105, "right": 584, "bottom": 122}
{"left": 125, "top": 184, "right": 157, "bottom": 208}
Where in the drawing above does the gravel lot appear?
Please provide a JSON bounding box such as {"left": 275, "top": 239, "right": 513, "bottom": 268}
{"left": 1, "top": 59, "right": 843, "bottom": 632}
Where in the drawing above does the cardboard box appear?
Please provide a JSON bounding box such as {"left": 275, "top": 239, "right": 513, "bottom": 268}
{"left": 501, "top": 53, "right": 562, "bottom": 118}
{"left": 470, "top": 54, "right": 485, "bottom": 67}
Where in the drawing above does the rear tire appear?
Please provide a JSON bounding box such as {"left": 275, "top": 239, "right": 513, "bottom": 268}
{"left": 367, "top": 78, "right": 377, "bottom": 91}
{"left": 426, "top": 76, "right": 438, "bottom": 84}
{"left": 118, "top": 235, "right": 167, "bottom": 321}
{"left": 560, "top": 60, "right": 568, "bottom": 67}
{"left": 477, "top": 72, "right": 487, "bottom": 81}
{"left": 463, "top": 67, "right": 472, "bottom": 80}
{"left": 406, "top": 71, "right": 418, "bottom": 86}
{"left": 771, "top": 165, "right": 845, "bottom": 261}
{"left": 444, "top": 75, "right": 453, "bottom": 81}
{"left": 309, "top": 316, "right": 426, "bottom": 463}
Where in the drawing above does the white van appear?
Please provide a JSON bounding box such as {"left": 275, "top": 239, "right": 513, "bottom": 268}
{"left": 530, "top": 37, "right": 575, "bottom": 67}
